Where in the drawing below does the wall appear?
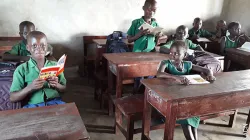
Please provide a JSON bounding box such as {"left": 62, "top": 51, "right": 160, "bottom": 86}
{"left": 0, "top": 0, "right": 225, "bottom": 66}
{"left": 221, "top": 0, "right": 250, "bottom": 35}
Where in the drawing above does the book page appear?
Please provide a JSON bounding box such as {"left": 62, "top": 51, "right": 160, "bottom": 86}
{"left": 197, "top": 37, "right": 211, "bottom": 42}
{"left": 138, "top": 23, "right": 163, "bottom": 36}
{"left": 39, "top": 66, "right": 60, "bottom": 80}
{"left": 183, "top": 75, "right": 210, "bottom": 84}
{"left": 238, "top": 42, "right": 250, "bottom": 52}
{"left": 56, "top": 54, "right": 67, "bottom": 76}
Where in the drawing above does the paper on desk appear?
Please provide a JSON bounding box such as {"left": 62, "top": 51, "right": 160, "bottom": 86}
{"left": 187, "top": 49, "right": 194, "bottom": 55}
{"left": 237, "top": 42, "right": 250, "bottom": 52}
{"left": 138, "top": 23, "right": 163, "bottom": 36}
{"left": 197, "top": 37, "right": 211, "bottom": 42}
{"left": 182, "top": 75, "right": 210, "bottom": 85}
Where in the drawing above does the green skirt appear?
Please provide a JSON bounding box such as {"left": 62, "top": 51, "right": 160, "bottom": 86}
{"left": 176, "top": 117, "right": 200, "bottom": 128}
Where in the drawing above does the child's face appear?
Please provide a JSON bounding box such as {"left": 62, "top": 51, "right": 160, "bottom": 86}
{"left": 143, "top": 4, "right": 157, "bottom": 19}
{"left": 230, "top": 24, "right": 241, "bottom": 36}
{"left": 193, "top": 20, "right": 202, "bottom": 30}
{"left": 20, "top": 25, "right": 35, "bottom": 41}
{"left": 27, "top": 36, "right": 48, "bottom": 60}
{"left": 169, "top": 46, "right": 185, "bottom": 63}
{"left": 176, "top": 28, "right": 188, "bottom": 40}
{"left": 216, "top": 22, "right": 227, "bottom": 31}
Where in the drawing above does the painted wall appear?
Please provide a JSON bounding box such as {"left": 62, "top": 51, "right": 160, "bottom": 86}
{"left": 221, "top": 0, "right": 250, "bottom": 35}
{"left": 0, "top": 0, "right": 225, "bottom": 66}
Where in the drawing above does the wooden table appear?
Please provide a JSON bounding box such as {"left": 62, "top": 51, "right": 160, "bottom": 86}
{"left": 141, "top": 70, "right": 250, "bottom": 140}
{"left": 0, "top": 103, "right": 90, "bottom": 140}
{"left": 225, "top": 48, "right": 250, "bottom": 69}
{"left": 0, "top": 40, "right": 20, "bottom": 57}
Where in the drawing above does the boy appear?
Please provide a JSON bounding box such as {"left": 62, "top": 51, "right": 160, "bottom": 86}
{"left": 9, "top": 31, "right": 66, "bottom": 108}
{"left": 188, "top": 18, "right": 213, "bottom": 40}
{"left": 3, "top": 21, "right": 53, "bottom": 61}
{"left": 127, "top": 0, "right": 167, "bottom": 52}
{"left": 214, "top": 20, "right": 227, "bottom": 38}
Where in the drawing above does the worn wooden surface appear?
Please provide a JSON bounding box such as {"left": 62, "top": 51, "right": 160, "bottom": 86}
{"left": 0, "top": 103, "right": 89, "bottom": 140}
{"left": 0, "top": 40, "right": 20, "bottom": 56}
{"left": 225, "top": 48, "right": 250, "bottom": 69}
{"left": 141, "top": 70, "right": 250, "bottom": 140}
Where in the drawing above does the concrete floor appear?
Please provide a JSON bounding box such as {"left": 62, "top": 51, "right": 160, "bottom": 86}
{"left": 63, "top": 67, "right": 250, "bottom": 140}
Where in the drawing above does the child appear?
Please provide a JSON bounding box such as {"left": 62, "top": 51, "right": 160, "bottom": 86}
{"left": 157, "top": 40, "right": 215, "bottom": 140}
{"left": 214, "top": 20, "right": 227, "bottom": 38}
{"left": 189, "top": 17, "right": 213, "bottom": 40}
{"left": 127, "top": 0, "right": 166, "bottom": 52}
{"left": 3, "top": 21, "right": 53, "bottom": 61}
{"left": 220, "top": 22, "right": 250, "bottom": 55}
{"left": 9, "top": 31, "right": 66, "bottom": 108}
{"left": 160, "top": 25, "right": 204, "bottom": 53}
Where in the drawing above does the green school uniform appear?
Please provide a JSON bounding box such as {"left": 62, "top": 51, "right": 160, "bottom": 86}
{"left": 5, "top": 41, "right": 53, "bottom": 56}
{"left": 161, "top": 39, "right": 198, "bottom": 50}
{"left": 162, "top": 60, "right": 200, "bottom": 128}
{"left": 10, "top": 58, "right": 66, "bottom": 105}
{"left": 189, "top": 28, "right": 213, "bottom": 38}
{"left": 127, "top": 17, "right": 158, "bottom": 52}
{"left": 224, "top": 36, "right": 238, "bottom": 49}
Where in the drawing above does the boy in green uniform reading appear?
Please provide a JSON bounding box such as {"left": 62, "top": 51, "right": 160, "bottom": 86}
{"left": 127, "top": 0, "right": 166, "bottom": 52}
{"left": 3, "top": 21, "right": 53, "bottom": 61}
{"left": 188, "top": 17, "right": 213, "bottom": 40}
{"left": 157, "top": 41, "right": 216, "bottom": 140}
{"left": 10, "top": 31, "right": 66, "bottom": 108}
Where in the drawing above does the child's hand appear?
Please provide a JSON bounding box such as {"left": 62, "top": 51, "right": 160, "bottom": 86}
{"left": 176, "top": 76, "right": 190, "bottom": 85}
{"left": 47, "top": 77, "right": 59, "bottom": 88}
{"left": 138, "top": 28, "right": 150, "bottom": 37}
{"left": 206, "top": 75, "right": 216, "bottom": 83}
{"left": 28, "top": 78, "right": 45, "bottom": 91}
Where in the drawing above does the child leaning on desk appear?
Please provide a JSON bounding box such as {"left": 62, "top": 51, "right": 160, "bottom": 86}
{"left": 157, "top": 40, "right": 216, "bottom": 140}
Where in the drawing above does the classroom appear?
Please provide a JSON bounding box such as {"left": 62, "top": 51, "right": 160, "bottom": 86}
{"left": 0, "top": 0, "right": 250, "bottom": 140}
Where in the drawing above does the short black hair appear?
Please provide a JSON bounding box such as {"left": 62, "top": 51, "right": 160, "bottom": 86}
{"left": 193, "top": 17, "right": 202, "bottom": 23}
{"left": 144, "top": 0, "right": 157, "bottom": 7}
{"left": 171, "top": 40, "right": 188, "bottom": 52}
{"left": 176, "top": 25, "right": 188, "bottom": 31}
{"left": 27, "top": 31, "right": 47, "bottom": 43}
{"left": 19, "top": 21, "right": 35, "bottom": 31}
{"left": 228, "top": 22, "right": 240, "bottom": 30}
{"left": 217, "top": 20, "right": 226, "bottom": 24}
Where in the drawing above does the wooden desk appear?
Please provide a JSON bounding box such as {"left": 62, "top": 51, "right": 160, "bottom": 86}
{"left": 225, "top": 48, "right": 250, "bottom": 69}
{"left": 141, "top": 70, "right": 250, "bottom": 140}
{"left": 205, "top": 51, "right": 225, "bottom": 71}
{"left": 0, "top": 103, "right": 90, "bottom": 140}
{"left": 0, "top": 40, "right": 20, "bottom": 57}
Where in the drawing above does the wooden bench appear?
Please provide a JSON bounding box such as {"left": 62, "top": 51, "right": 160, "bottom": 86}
{"left": 0, "top": 37, "right": 21, "bottom": 59}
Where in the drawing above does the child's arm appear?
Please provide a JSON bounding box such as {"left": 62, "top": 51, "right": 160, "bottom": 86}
{"left": 192, "top": 65, "right": 216, "bottom": 82}
{"left": 10, "top": 78, "right": 45, "bottom": 102}
{"left": 127, "top": 28, "right": 150, "bottom": 43}
{"left": 220, "top": 36, "right": 226, "bottom": 55}
{"left": 47, "top": 77, "right": 66, "bottom": 93}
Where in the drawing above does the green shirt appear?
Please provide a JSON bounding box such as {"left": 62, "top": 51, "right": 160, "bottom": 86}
{"left": 5, "top": 41, "right": 53, "bottom": 56}
{"left": 127, "top": 17, "right": 158, "bottom": 52}
{"left": 188, "top": 28, "right": 213, "bottom": 38}
{"left": 161, "top": 39, "right": 198, "bottom": 50}
{"left": 224, "top": 36, "right": 238, "bottom": 49}
{"left": 162, "top": 59, "right": 200, "bottom": 128}
{"left": 10, "top": 58, "right": 66, "bottom": 105}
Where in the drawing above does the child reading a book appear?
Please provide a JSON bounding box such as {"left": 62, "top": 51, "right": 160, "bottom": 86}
{"left": 157, "top": 40, "right": 216, "bottom": 140}
{"left": 3, "top": 21, "right": 53, "bottom": 61}
{"left": 9, "top": 31, "right": 66, "bottom": 108}
{"left": 220, "top": 22, "right": 250, "bottom": 55}
{"left": 127, "top": 0, "right": 167, "bottom": 52}
{"left": 188, "top": 18, "right": 213, "bottom": 41}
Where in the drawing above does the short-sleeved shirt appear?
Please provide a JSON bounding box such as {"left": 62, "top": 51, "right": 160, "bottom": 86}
{"left": 161, "top": 39, "right": 198, "bottom": 50}
{"left": 10, "top": 58, "right": 67, "bottom": 105}
{"left": 189, "top": 28, "right": 213, "bottom": 38}
{"left": 224, "top": 36, "right": 238, "bottom": 49}
{"left": 5, "top": 41, "right": 53, "bottom": 56}
{"left": 127, "top": 17, "right": 158, "bottom": 52}
{"left": 162, "top": 59, "right": 200, "bottom": 128}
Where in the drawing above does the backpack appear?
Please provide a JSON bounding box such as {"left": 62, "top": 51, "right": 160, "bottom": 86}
{"left": 0, "top": 62, "right": 19, "bottom": 77}
{"left": 106, "top": 31, "right": 130, "bottom": 53}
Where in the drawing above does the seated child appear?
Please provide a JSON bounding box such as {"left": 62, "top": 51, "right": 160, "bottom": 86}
{"left": 220, "top": 22, "right": 250, "bottom": 55}
{"left": 4, "top": 21, "right": 53, "bottom": 61}
{"left": 9, "top": 31, "right": 66, "bottom": 108}
{"left": 188, "top": 17, "right": 213, "bottom": 40}
{"left": 160, "top": 25, "right": 204, "bottom": 53}
{"left": 127, "top": 0, "right": 167, "bottom": 52}
{"left": 157, "top": 40, "right": 216, "bottom": 140}
{"left": 214, "top": 20, "right": 227, "bottom": 38}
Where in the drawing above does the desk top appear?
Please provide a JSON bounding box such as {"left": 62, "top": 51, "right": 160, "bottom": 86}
{"left": 142, "top": 70, "right": 250, "bottom": 102}
{"left": 103, "top": 52, "right": 169, "bottom": 65}
{"left": 0, "top": 103, "right": 89, "bottom": 140}
{"left": 226, "top": 48, "right": 250, "bottom": 56}
{"left": 93, "top": 39, "right": 134, "bottom": 46}
{"left": 0, "top": 40, "right": 19, "bottom": 47}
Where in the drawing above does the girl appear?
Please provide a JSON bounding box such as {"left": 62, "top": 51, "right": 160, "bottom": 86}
{"left": 157, "top": 40, "right": 216, "bottom": 140}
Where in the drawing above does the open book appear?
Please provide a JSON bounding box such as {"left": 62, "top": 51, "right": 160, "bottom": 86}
{"left": 182, "top": 75, "right": 210, "bottom": 85}
{"left": 237, "top": 42, "right": 250, "bottom": 52}
{"left": 197, "top": 37, "right": 211, "bottom": 42}
{"left": 39, "top": 54, "right": 67, "bottom": 80}
{"left": 138, "top": 23, "right": 163, "bottom": 36}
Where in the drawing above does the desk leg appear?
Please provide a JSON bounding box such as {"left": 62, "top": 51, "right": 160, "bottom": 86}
{"left": 108, "top": 65, "right": 114, "bottom": 116}
{"left": 141, "top": 88, "right": 152, "bottom": 140}
{"left": 115, "top": 68, "right": 123, "bottom": 134}
{"left": 163, "top": 102, "right": 177, "bottom": 140}
{"left": 244, "top": 109, "right": 250, "bottom": 136}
